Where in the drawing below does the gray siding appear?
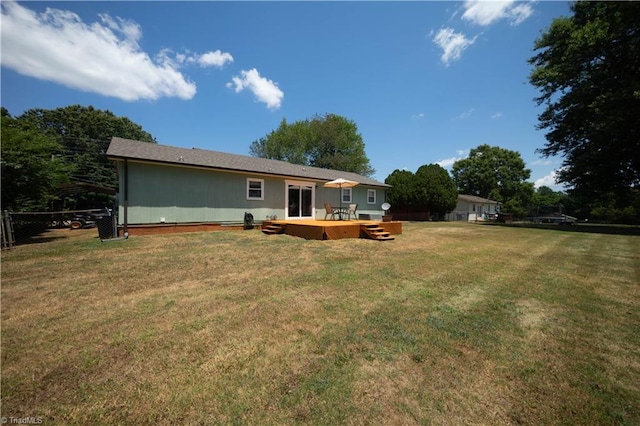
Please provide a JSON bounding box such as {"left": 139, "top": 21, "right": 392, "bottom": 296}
{"left": 117, "top": 161, "right": 388, "bottom": 224}
{"left": 315, "top": 186, "right": 386, "bottom": 218}
{"left": 118, "top": 161, "right": 288, "bottom": 224}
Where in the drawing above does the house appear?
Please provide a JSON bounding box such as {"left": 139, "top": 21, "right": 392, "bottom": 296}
{"left": 106, "top": 137, "right": 390, "bottom": 234}
{"left": 445, "top": 194, "right": 499, "bottom": 222}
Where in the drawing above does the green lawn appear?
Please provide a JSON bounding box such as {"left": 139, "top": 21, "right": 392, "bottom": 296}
{"left": 1, "top": 222, "right": 639, "bottom": 424}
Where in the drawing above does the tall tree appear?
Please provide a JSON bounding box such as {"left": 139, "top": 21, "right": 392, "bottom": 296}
{"left": 250, "top": 113, "right": 375, "bottom": 177}
{"left": 18, "top": 105, "right": 156, "bottom": 143}
{"left": 1, "top": 113, "right": 71, "bottom": 211}
{"left": 451, "top": 144, "right": 534, "bottom": 218}
{"left": 532, "top": 186, "right": 566, "bottom": 210}
{"left": 16, "top": 105, "right": 156, "bottom": 207}
{"left": 250, "top": 118, "right": 311, "bottom": 165}
{"left": 413, "top": 164, "right": 458, "bottom": 219}
{"left": 530, "top": 186, "right": 574, "bottom": 218}
{"left": 528, "top": 1, "right": 640, "bottom": 213}
{"left": 384, "top": 169, "right": 416, "bottom": 213}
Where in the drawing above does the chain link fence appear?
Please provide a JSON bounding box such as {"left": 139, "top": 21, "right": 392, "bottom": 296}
{"left": 1, "top": 209, "right": 109, "bottom": 249}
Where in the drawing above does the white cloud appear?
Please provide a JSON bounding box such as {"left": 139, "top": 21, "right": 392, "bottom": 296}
{"left": 437, "top": 156, "right": 463, "bottom": 168}
{"left": 155, "top": 48, "right": 233, "bottom": 70}
{"left": 462, "top": 0, "right": 534, "bottom": 27}
{"left": 455, "top": 108, "right": 475, "bottom": 120}
{"left": 532, "top": 159, "right": 552, "bottom": 166}
{"left": 99, "top": 13, "right": 142, "bottom": 43}
{"left": 437, "top": 149, "right": 469, "bottom": 168}
{"left": 412, "top": 112, "right": 425, "bottom": 119}
{"left": 507, "top": 3, "right": 535, "bottom": 26}
{"left": 491, "top": 112, "right": 503, "bottom": 119}
{"left": 534, "top": 169, "right": 559, "bottom": 188}
{"left": 154, "top": 49, "right": 184, "bottom": 69}
{"left": 432, "top": 27, "right": 477, "bottom": 66}
{"left": 227, "top": 68, "right": 284, "bottom": 110}
{"left": 198, "top": 50, "right": 234, "bottom": 68}
{"left": 0, "top": 1, "right": 230, "bottom": 102}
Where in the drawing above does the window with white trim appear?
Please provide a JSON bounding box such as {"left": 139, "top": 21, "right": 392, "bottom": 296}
{"left": 247, "top": 178, "right": 264, "bottom": 200}
{"left": 367, "top": 189, "right": 376, "bottom": 204}
{"left": 341, "top": 188, "right": 352, "bottom": 203}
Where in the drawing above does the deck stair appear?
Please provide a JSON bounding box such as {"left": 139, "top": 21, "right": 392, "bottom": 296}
{"left": 360, "top": 223, "right": 395, "bottom": 241}
{"left": 262, "top": 222, "right": 285, "bottom": 235}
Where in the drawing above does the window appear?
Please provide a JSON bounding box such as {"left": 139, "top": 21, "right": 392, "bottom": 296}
{"left": 367, "top": 189, "right": 376, "bottom": 204}
{"left": 341, "top": 188, "right": 352, "bottom": 203}
{"left": 247, "top": 178, "right": 264, "bottom": 200}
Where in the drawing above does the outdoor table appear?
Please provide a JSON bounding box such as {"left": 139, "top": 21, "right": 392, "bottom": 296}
{"left": 333, "top": 208, "right": 348, "bottom": 220}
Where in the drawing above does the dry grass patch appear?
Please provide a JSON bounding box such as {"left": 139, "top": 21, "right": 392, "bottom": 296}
{"left": 515, "top": 298, "right": 555, "bottom": 330}
{"left": 2, "top": 223, "right": 639, "bottom": 424}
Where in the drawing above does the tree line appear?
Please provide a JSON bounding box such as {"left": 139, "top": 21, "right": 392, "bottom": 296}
{"left": 1, "top": 105, "right": 155, "bottom": 212}
{"left": 2, "top": 2, "right": 638, "bottom": 224}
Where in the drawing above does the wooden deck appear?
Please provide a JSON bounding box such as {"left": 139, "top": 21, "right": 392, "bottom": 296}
{"left": 261, "top": 219, "right": 402, "bottom": 241}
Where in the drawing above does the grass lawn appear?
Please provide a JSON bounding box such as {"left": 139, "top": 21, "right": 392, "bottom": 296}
{"left": 1, "top": 222, "right": 639, "bottom": 424}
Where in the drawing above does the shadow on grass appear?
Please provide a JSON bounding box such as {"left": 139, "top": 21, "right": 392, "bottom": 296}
{"left": 479, "top": 222, "right": 640, "bottom": 236}
{"left": 12, "top": 228, "right": 96, "bottom": 246}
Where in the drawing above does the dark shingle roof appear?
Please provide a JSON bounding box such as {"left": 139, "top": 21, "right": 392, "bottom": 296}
{"left": 458, "top": 194, "right": 499, "bottom": 204}
{"left": 107, "top": 137, "right": 389, "bottom": 187}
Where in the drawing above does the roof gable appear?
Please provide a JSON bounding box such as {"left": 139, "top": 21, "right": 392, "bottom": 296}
{"left": 106, "top": 137, "right": 389, "bottom": 187}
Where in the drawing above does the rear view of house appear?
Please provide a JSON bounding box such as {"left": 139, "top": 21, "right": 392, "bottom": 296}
{"left": 106, "top": 137, "right": 390, "bottom": 234}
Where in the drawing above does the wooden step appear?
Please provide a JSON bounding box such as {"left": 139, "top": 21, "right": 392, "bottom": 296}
{"left": 262, "top": 224, "right": 285, "bottom": 235}
{"left": 371, "top": 233, "right": 394, "bottom": 240}
{"left": 360, "top": 224, "right": 395, "bottom": 241}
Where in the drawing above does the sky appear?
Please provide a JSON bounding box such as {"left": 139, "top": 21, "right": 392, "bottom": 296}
{"left": 1, "top": 0, "right": 572, "bottom": 189}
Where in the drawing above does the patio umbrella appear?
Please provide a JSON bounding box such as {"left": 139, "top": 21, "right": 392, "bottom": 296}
{"left": 323, "top": 178, "right": 359, "bottom": 212}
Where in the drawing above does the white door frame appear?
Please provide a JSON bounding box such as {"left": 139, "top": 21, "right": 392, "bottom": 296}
{"left": 285, "top": 180, "right": 316, "bottom": 220}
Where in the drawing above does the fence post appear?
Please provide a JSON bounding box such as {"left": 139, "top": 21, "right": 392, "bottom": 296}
{"left": 0, "top": 211, "right": 5, "bottom": 249}
{"left": 2, "top": 211, "right": 15, "bottom": 250}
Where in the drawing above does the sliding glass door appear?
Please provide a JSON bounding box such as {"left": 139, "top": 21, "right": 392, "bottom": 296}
{"left": 286, "top": 181, "right": 315, "bottom": 219}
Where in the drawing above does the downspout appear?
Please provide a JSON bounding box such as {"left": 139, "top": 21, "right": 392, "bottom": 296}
{"left": 123, "top": 158, "right": 129, "bottom": 237}
{"left": 100, "top": 157, "right": 129, "bottom": 242}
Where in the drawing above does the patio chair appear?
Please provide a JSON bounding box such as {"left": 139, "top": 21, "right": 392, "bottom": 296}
{"left": 324, "top": 203, "right": 337, "bottom": 220}
{"left": 346, "top": 203, "right": 358, "bottom": 220}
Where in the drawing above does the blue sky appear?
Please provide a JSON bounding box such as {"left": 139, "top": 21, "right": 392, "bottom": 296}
{"left": 1, "top": 1, "right": 571, "bottom": 189}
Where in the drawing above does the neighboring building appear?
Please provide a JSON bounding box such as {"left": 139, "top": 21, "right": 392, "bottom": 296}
{"left": 106, "top": 137, "right": 390, "bottom": 231}
{"left": 445, "top": 194, "right": 499, "bottom": 222}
